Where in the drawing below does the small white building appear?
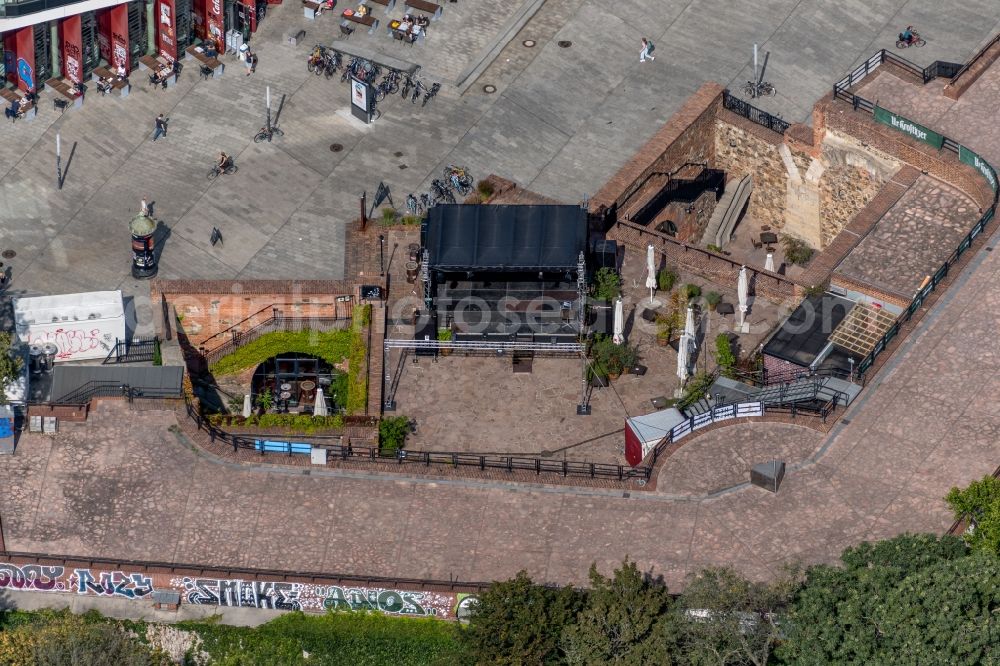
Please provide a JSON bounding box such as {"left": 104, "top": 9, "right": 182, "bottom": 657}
{"left": 12, "top": 291, "right": 126, "bottom": 363}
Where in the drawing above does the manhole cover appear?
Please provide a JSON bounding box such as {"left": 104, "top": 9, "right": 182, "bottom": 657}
{"left": 330, "top": 143, "right": 344, "bottom": 152}
{"left": 557, "top": 40, "right": 572, "bottom": 48}
{"left": 394, "top": 151, "right": 404, "bottom": 157}
{"left": 483, "top": 84, "right": 497, "bottom": 94}
{"left": 522, "top": 39, "right": 536, "bottom": 48}
{"left": 1, "top": 250, "right": 14, "bottom": 259}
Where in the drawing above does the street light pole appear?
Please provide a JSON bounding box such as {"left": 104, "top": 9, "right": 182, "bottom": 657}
{"left": 56, "top": 133, "right": 63, "bottom": 190}
{"left": 266, "top": 86, "right": 271, "bottom": 131}
{"left": 379, "top": 234, "right": 385, "bottom": 276}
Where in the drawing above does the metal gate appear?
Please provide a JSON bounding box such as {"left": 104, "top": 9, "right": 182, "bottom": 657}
{"left": 81, "top": 12, "right": 99, "bottom": 79}
{"left": 33, "top": 22, "right": 52, "bottom": 84}
{"left": 175, "top": 0, "right": 193, "bottom": 53}
{"left": 128, "top": 1, "right": 148, "bottom": 62}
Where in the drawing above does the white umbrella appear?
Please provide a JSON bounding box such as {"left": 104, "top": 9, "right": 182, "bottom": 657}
{"left": 738, "top": 265, "right": 749, "bottom": 332}
{"left": 645, "top": 244, "right": 657, "bottom": 303}
{"left": 677, "top": 332, "right": 691, "bottom": 385}
{"left": 765, "top": 252, "right": 774, "bottom": 272}
{"left": 314, "top": 387, "right": 328, "bottom": 416}
{"left": 242, "top": 394, "right": 252, "bottom": 418}
{"left": 684, "top": 305, "right": 697, "bottom": 352}
{"left": 612, "top": 297, "right": 625, "bottom": 345}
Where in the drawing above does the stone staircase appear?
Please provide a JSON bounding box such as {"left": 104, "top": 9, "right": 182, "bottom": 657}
{"left": 701, "top": 174, "right": 753, "bottom": 248}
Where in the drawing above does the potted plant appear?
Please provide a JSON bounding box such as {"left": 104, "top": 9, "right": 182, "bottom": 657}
{"left": 438, "top": 328, "right": 453, "bottom": 356}
{"left": 683, "top": 283, "right": 702, "bottom": 302}
{"left": 657, "top": 267, "right": 678, "bottom": 292}
{"left": 705, "top": 291, "right": 722, "bottom": 311}
{"left": 656, "top": 315, "right": 672, "bottom": 347}
{"left": 255, "top": 388, "right": 273, "bottom": 414}
{"left": 593, "top": 267, "right": 621, "bottom": 302}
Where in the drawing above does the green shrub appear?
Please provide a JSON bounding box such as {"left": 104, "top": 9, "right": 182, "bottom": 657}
{"left": 256, "top": 388, "right": 273, "bottom": 412}
{"left": 705, "top": 291, "right": 722, "bottom": 309}
{"left": 379, "top": 416, "right": 411, "bottom": 453}
{"left": 152, "top": 339, "right": 162, "bottom": 366}
{"left": 208, "top": 413, "right": 346, "bottom": 433}
{"left": 593, "top": 267, "right": 621, "bottom": 301}
{"left": 477, "top": 180, "right": 495, "bottom": 199}
{"left": 657, "top": 267, "right": 678, "bottom": 292}
{"left": 589, "top": 335, "right": 639, "bottom": 377}
{"left": 706, "top": 243, "right": 724, "bottom": 253}
{"left": 683, "top": 283, "right": 702, "bottom": 301}
{"left": 715, "top": 334, "right": 737, "bottom": 379}
{"left": 678, "top": 372, "right": 716, "bottom": 411}
{"left": 781, "top": 235, "right": 814, "bottom": 266}
{"left": 346, "top": 305, "right": 372, "bottom": 415}
{"left": 400, "top": 214, "right": 422, "bottom": 226}
{"left": 437, "top": 328, "right": 452, "bottom": 341}
{"left": 380, "top": 208, "right": 398, "bottom": 225}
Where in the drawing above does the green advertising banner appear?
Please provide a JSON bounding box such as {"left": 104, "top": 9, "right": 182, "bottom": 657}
{"left": 959, "top": 145, "right": 999, "bottom": 192}
{"left": 873, "top": 106, "right": 945, "bottom": 149}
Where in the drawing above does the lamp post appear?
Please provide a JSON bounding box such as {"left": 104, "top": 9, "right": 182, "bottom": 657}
{"left": 266, "top": 85, "right": 271, "bottom": 132}
{"left": 379, "top": 234, "right": 385, "bottom": 276}
{"left": 56, "top": 133, "right": 63, "bottom": 189}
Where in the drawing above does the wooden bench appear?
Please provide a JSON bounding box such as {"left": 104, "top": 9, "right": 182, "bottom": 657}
{"left": 184, "top": 45, "right": 224, "bottom": 78}
{"left": 91, "top": 66, "right": 131, "bottom": 97}
{"left": 342, "top": 12, "right": 379, "bottom": 34}
{"left": 404, "top": 0, "right": 441, "bottom": 20}
{"left": 44, "top": 78, "right": 83, "bottom": 109}
{"left": 0, "top": 87, "right": 36, "bottom": 121}
{"left": 363, "top": 0, "right": 396, "bottom": 15}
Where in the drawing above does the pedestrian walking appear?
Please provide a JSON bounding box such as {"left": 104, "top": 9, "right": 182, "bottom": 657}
{"left": 640, "top": 37, "right": 655, "bottom": 62}
{"left": 151, "top": 114, "right": 168, "bottom": 141}
{"left": 245, "top": 51, "right": 257, "bottom": 76}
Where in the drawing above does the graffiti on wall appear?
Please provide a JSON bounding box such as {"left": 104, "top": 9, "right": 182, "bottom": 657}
{"left": 171, "top": 577, "right": 458, "bottom": 616}
{"left": 0, "top": 564, "right": 472, "bottom": 617}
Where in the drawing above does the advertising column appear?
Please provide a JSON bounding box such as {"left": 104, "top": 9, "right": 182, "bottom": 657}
{"left": 13, "top": 26, "right": 35, "bottom": 92}
{"left": 60, "top": 16, "right": 83, "bottom": 85}
{"left": 110, "top": 5, "right": 130, "bottom": 72}
{"left": 205, "top": 0, "right": 224, "bottom": 53}
{"left": 157, "top": 0, "right": 178, "bottom": 62}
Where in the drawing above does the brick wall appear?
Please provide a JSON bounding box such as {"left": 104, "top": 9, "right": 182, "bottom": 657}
{"left": 590, "top": 83, "right": 723, "bottom": 214}
{"left": 607, "top": 221, "right": 801, "bottom": 304}
{"left": 815, "top": 94, "right": 995, "bottom": 211}
{"left": 151, "top": 280, "right": 362, "bottom": 348}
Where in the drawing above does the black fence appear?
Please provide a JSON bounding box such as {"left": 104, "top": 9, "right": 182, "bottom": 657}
{"left": 722, "top": 91, "right": 790, "bottom": 134}
{"left": 831, "top": 49, "right": 1000, "bottom": 378}
{"left": 52, "top": 380, "right": 180, "bottom": 405}
{"left": 103, "top": 336, "right": 159, "bottom": 365}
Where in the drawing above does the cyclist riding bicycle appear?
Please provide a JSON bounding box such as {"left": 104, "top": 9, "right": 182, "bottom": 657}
{"left": 900, "top": 26, "right": 916, "bottom": 45}
{"left": 217, "top": 152, "right": 233, "bottom": 172}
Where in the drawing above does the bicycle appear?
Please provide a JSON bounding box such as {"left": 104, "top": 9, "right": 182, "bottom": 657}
{"left": 374, "top": 70, "right": 401, "bottom": 102}
{"left": 253, "top": 125, "right": 284, "bottom": 143}
{"left": 742, "top": 80, "right": 775, "bottom": 98}
{"left": 430, "top": 179, "right": 455, "bottom": 205}
{"left": 411, "top": 80, "right": 424, "bottom": 104}
{"left": 420, "top": 192, "right": 433, "bottom": 210}
{"left": 406, "top": 193, "right": 423, "bottom": 216}
{"left": 444, "top": 165, "right": 473, "bottom": 196}
{"left": 896, "top": 31, "right": 925, "bottom": 48}
{"left": 421, "top": 82, "right": 440, "bottom": 107}
{"left": 207, "top": 162, "right": 239, "bottom": 180}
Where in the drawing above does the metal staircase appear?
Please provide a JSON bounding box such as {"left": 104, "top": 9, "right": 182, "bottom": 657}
{"left": 683, "top": 374, "right": 861, "bottom": 418}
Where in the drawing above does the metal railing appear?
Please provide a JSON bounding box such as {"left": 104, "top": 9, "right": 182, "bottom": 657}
{"left": 943, "top": 32, "right": 1000, "bottom": 85}
{"left": 102, "top": 336, "right": 159, "bottom": 365}
{"left": 830, "top": 50, "right": 1000, "bottom": 378}
{"left": 722, "top": 91, "right": 790, "bottom": 134}
{"left": 50, "top": 380, "right": 180, "bottom": 405}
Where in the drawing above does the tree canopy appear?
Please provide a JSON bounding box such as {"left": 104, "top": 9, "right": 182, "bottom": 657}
{"left": 946, "top": 475, "right": 1000, "bottom": 553}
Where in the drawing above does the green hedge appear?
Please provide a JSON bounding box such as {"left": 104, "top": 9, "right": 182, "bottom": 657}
{"left": 208, "top": 413, "right": 346, "bottom": 433}
{"left": 210, "top": 330, "right": 353, "bottom": 376}
{"left": 347, "top": 305, "right": 372, "bottom": 414}
{"left": 179, "top": 611, "right": 459, "bottom": 665}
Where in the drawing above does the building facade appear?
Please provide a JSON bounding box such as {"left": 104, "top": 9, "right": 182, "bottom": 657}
{"left": 0, "top": 0, "right": 272, "bottom": 90}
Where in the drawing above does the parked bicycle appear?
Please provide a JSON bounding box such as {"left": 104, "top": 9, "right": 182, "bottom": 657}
{"left": 422, "top": 82, "right": 440, "bottom": 107}
{"left": 430, "top": 179, "right": 455, "bottom": 205}
{"left": 742, "top": 80, "right": 775, "bottom": 98}
{"left": 420, "top": 192, "right": 433, "bottom": 211}
{"left": 375, "top": 70, "right": 401, "bottom": 102}
{"left": 406, "top": 193, "right": 423, "bottom": 216}
{"left": 401, "top": 67, "right": 420, "bottom": 99}
{"left": 253, "top": 124, "right": 284, "bottom": 143}
{"left": 444, "top": 165, "right": 473, "bottom": 196}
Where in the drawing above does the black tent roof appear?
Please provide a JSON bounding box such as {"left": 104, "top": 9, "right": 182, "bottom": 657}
{"left": 763, "top": 294, "right": 854, "bottom": 367}
{"left": 425, "top": 205, "right": 587, "bottom": 272}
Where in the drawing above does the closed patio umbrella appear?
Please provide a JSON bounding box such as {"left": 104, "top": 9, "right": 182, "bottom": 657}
{"left": 738, "top": 265, "right": 749, "bottom": 332}
{"left": 677, "top": 330, "right": 691, "bottom": 385}
{"left": 314, "top": 387, "right": 328, "bottom": 417}
{"left": 242, "top": 393, "right": 252, "bottom": 418}
{"left": 613, "top": 297, "right": 625, "bottom": 345}
{"left": 765, "top": 252, "right": 774, "bottom": 273}
{"left": 645, "top": 244, "right": 657, "bottom": 303}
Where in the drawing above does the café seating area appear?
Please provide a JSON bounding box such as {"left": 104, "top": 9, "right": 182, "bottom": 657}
{"left": 339, "top": 0, "right": 441, "bottom": 42}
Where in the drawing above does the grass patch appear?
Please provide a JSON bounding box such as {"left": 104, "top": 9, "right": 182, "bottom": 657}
{"left": 347, "top": 305, "right": 372, "bottom": 414}
{"left": 178, "top": 611, "right": 459, "bottom": 665}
